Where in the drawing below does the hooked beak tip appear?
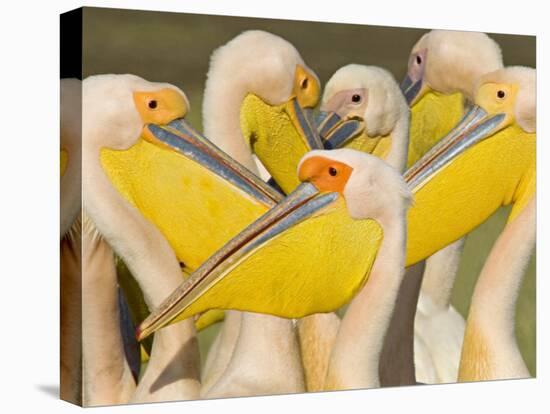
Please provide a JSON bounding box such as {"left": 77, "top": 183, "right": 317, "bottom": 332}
{"left": 135, "top": 322, "right": 153, "bottom": 342}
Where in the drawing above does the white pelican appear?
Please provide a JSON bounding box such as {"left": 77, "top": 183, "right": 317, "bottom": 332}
{"left": 60, "top": 78, "right": 82, "bottom": 237}
{"left": 81, "top": 74, "right": 201, "bottom": 404}
{"left": 458, "top": 66, "right": 535, "bottom": 381}
{"left": 60, "top": 78, "right": 83, "bottom": 404}
{"left": 309, "top": 150, "right": 412, "bottom": 390}
{"left": 61, "top": 80, "right": 140, "bottom": 406}
{"left": 62, "top": 78, "right": 139, "bottom": 405}
{"left": 401, "top": 29, "right": 503, "bottom": 384}
{"left": 81, "top": 213, "right": 136, "bottom": 405}
{"left": 298, "top": 64, "right": 410, "bottom": 390}
{"left": 200, "top": 30, "right": 319, "bottom": 398}
{"left": 60, "top": 219, "right": 83, "bottom": 404}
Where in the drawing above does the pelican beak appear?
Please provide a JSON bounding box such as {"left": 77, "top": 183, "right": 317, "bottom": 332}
{"left": 400, "top": 74, "right": 425, "bottom": 106}
{"left": 239, "top": 95, "right": 322, "bottom": 152}
{"left": 286, "top": 98, "right": 325, "bottom": 150}
{"left": 136, "top": 181, "right": 339, "bottom": 341}
{"left": 315, "top": 111, "right": 365, "bottom": 149}
{"left": 141, "top": 118, "right": 283, "bottom": 206}
{"left": 405, "top": 105, "right": 507, "bottom": 192}
{"left": 240, "top": 93, "right": 324, "bottom": 194}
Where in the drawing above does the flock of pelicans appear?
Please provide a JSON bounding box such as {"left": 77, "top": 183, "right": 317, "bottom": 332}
{"left": 59, "top": 29, "right": 536, "bottom": 406}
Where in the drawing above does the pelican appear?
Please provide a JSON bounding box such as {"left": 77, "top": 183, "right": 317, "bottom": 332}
{"left": 458, "top": 66, "right": 535, "bottom": 382}
{"left": 401, "top": 64, "right": 534, "bottom": 267}
{"left": 459, "top": 198, "right": 534, "bottom": 381}
{"left": 60, "top": 78, "right": 82, "bottom": 237}
{"left": 61, "top": 79, "right": 142, "bottom": 406}
{"left": 60, "top": 78, "right": 83, "bottom": 404}
{"left": 82, "top": 74, "right": 202, "bottom": 403}
{"left": 62, "top": 79, "right": 138, "bottom": 405}
{"left": 60, "top": 219, "right": 83, "bottom": 404}
{"left": 298, "top": 64, "right": 409, "bottom": 390}
{"left": 81, "top": 213, "right": 137, "bottom": 406}
{"left": 401, "top": 29, "right": 504, "bottom": 384}
{"left": 316, "top": 150, "right": 412, "bottom": 390}
{"left": 402, "top": 66, "right": 534, "bottom": 385}
{"left": 199, "top": 30, "right": 319, "bottom": 397}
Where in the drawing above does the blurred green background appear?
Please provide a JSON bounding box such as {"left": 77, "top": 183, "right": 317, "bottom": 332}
{"left": 82, "top": 7, "right": 536, "bottom": 376}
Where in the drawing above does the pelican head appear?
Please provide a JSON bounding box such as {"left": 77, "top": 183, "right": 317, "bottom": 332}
{"left": 475, "top": 66, "right": 536, "bottom": 133}
{"left": 137, "top": 149, "right": 411, "bottom": 340}
{"left": 401, "top": 30, "right": 503, "bottom": 105}
{"left": 320, "top": 65, "right": 410, "bottom": 170}
{"left": 298, "top": 149, "right": 412, "bottom": 223}
{"left": 83, "top": 74, "right": 189, "bottom": 151}
{"left": 322, "top": 66, "right": 407, "bottom": 135}
{"left": 205, "top": 30, "right": 319, "bottom": 111}
{"left": 203, "top": 30, "right": 322, "bottom": 193}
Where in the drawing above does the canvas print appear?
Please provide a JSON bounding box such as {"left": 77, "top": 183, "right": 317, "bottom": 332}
{"left": 60, "top": 7, "right": 536, "bottom": 407}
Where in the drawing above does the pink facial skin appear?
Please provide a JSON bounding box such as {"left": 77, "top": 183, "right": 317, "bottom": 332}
{"left": 321, "top": 88, "right": 368, "bottom": 119}
{"left": 406, "top": 48, "right": 427, "bottom": 83}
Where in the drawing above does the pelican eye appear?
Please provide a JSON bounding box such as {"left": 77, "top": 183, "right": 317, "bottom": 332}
{"left": 416, "top": 55, "right": 422, "bottom": 65}
{"left": 328, "top": 167, "right": 338, "bottom": 177}
{"left": 497, "top": 90, "right": 506, "bottom": 99}
{"left": 148, "top": 99, "right": 158, "bottom": 109}
{"left": 301, "top": 77, "right": 309, "bottom": 89}
{"left": 351, "top": 94, "right": 361, "bottom": 103}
